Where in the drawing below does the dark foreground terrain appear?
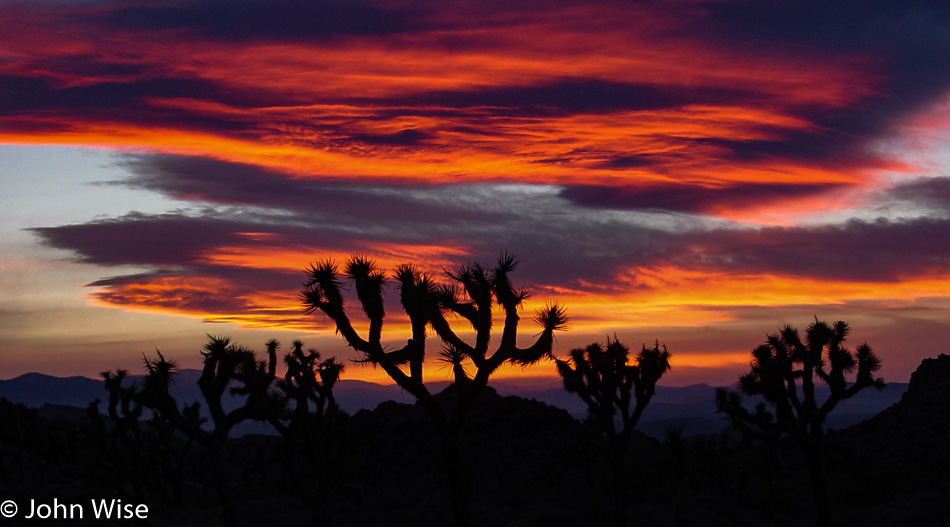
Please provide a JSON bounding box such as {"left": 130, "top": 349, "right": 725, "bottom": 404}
{"left": 1, "top": 356, "right": 948, "bottom": 526}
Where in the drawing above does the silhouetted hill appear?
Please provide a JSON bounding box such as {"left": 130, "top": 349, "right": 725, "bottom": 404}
{"left": 847, "top": 353, "right": 950, "bottom": 461}
{"left": 491, "top": 380, "right": 908, "bottom": 437}
{"left": 35, "top": 403, "right": 91, "bottom": 422}
{"left": 832, "top": 355, "right": 950, "bottom": 526}
{"left": 335, "top": 384, "right": 652, "bottom": 526}
{"left": 1, "top": 358, "right": 947, "bottom": 527}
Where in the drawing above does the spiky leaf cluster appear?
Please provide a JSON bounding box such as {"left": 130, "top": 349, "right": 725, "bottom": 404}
{"left": 279, "top": 339, "right": 345, "bottom": 429}
{"left": 104, "top": 336, "right": 345, "bottom": 449}
{"left": 301, "top": 253, "right": 568, "bottom": 393}
{"left": 556, "top": 337, "right": 671, "bottom": 440}
{"left": 716, "top": 318, "right": 885, "bottom": 441}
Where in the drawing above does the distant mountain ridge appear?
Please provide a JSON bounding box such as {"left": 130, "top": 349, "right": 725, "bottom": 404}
{"left": 0, "top": 372, "right": 104, "bottom": 408}
{"left": 0, "top": 371, "right": 908, "bottom": 438}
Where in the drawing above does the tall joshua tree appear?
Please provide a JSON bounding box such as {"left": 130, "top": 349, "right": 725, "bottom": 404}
{"left": 556, "top": 337, "right": 671, "bottom": 527}
{"left": 301, "top": 253, "right": 567, "bottom": 527}
{"left": 715, "top": 318, "right": 884, "bottom": 527}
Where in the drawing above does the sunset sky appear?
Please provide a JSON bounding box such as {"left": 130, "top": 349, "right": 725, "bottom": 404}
{"left": 3, "top": 0, "right": 950, "bottom": 386}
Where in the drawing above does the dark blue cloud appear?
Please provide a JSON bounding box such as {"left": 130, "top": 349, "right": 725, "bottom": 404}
{"left": 31, "top": 168, "right": 950, "bottom": 302}
{"left": 0, "top": 73, "right": 282, "bottom": 139}
{"left": 102, "top": 0, "right": 418, "bottom": 41}
{"left": 29, "top": 212, "right": 252, "bottom": 266}
{"left": 692, "top": 134, "right": 868, "bottom": 167}
{"left": 30, "top": 207, "right": 458, "bottom": 269}
{"left": 30, "top": 154, "right": 666, "bottom": 291}
{"left": 116, "top": 154, "right": 516, "bottom": 226}
{"left": 88, "top": 265, "right": 301, "bottom": 296}
{"left": 344, "top": 129, "right": 434, "bottom": 147}
{"left": 383, "top": 79, "right": 759, "bottom": 116}
{"left": 886, "top": 177, "right": 950, "bottom": 210}
{"left": 593, "top": 154, "right": 661, "bottom": 169}
{"left": 0, "top": 73, "right": 229, "bottom": 113}
{"left": 700, "top": 0, "right": 950, "bottom": 138}
{"left": 559, "top": 182, "right": 848, "bottom": 214}
{"left": 34, "top": 211, "right": 950, "bottom": 291}
{"left": 670, "top": 217, "right": 950, "bottom": 282}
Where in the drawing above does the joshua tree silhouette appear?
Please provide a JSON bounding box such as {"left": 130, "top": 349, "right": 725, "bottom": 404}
{"left": 93, "top": 367, "right": 196, "bottom": 506}
{"left": 300, "top": 253, "right": 567, "bottom": 527}
{"left": 103, "top": 337, "right": 288, "bottom": 526}
{"left": 556, "top": 337, "right": 671, "bottom": 527}
{"left": 715, "top": 318, "right": 885, "bottom": 527}
{"left": 271, "top": 339, "right": 345, "bottom": 525}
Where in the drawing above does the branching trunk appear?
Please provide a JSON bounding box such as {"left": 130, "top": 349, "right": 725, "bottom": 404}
{"left": 302, "top": 254, "right": 566, "bottom": 526}
{"left": 556, "top": 338, "right": 670, "bottom": 527}
{"left": 716, "top": 320, "right": 883, "bottom": 527}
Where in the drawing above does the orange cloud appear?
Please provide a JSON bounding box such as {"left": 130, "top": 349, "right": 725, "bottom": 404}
{"left": 84, "top": 260, "right": 950, "bottom": 338}
{"left": 198, "top": 242, "right": 471, "bottom": 275}
{"left": 0, "top": 0, "right": 887, "bottom": 209}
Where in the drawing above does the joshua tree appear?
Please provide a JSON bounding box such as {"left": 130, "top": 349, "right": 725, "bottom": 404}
{"left": 556, "top": 337, "right": 671, "bottom": 527}
{"left": 276, "top": 339, "right": 344, "bottom": 436}
{"left": 94, "top": 369, "right": 147, "bottom": 500}
{"left": 715, "top": 318, "right": 884, "bottom": 527}
{"left": 103, "top": 337, "right": 285, "bottom": 526}
{"left": 300, "top": 253, "right": 567, "bottom": 527}
{"left": 271, "top": 339, "right": 345, "bottom": 524}
{"left": 104, "top": 337, "right": 345, "bottom": 526}
{"left": 92, "top": 368, "right": 196, "bottom": 505}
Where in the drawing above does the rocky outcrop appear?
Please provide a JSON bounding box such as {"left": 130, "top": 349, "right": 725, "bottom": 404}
{"left": 904, "top": 353, "right": 950, "bottom": 401}
{"left": 845, "top": 354, "right": 950, "bottom": 468}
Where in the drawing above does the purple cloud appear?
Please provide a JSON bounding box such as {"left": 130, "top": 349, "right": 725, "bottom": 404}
{"left": 559, "top": 182, "right": 850, "bottom": 214}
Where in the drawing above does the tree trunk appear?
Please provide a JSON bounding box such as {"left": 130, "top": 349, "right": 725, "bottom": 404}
{"left": 279, "top": 446, "right": 326, "bottom": 527}
{"left": 610, "top": 436, "right": 628, "bottom": 527}
{"left": 440, "top": 428, "right": 471, "bottom": 527}
{"left": 805, "top": 433, "right": 832, "bottom": 527}
{"left": 209, "top": 446, "right": 242, "bottom": 527}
